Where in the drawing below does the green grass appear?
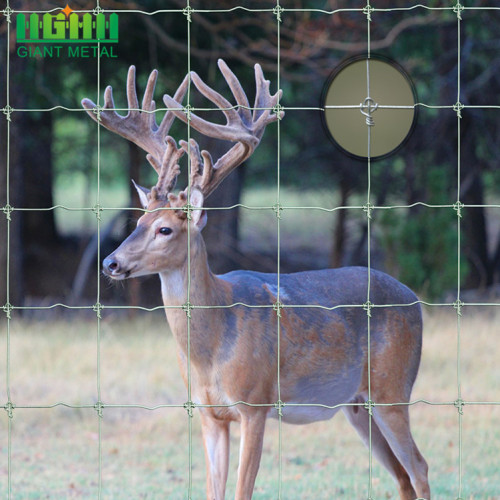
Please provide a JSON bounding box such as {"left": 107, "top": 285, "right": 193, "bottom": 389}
{"left": 2, "top": 309, "right": 500, "bottom": 498}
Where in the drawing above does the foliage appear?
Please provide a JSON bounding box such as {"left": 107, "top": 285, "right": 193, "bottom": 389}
{"left": 53, "top": 116, "right": 129, "bottom": 188}
{"left": 4, "top": 0, "right": 500, "bottom": 302}
{"left": 380, "top": 165, "right": 469, "bottom": 299}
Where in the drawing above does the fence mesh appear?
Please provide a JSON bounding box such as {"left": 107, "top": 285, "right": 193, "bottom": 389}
{"left": 2, "top": 1, "right": 500, "bottom": 499}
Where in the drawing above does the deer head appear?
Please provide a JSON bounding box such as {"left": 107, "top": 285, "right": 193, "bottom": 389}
{"left": 82, "top": 60, "right": 283, "bottom": 280}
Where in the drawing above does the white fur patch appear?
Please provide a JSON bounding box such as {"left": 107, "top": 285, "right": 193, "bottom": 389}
{"left": 265, "top": 284, "right": 290, "bottom": 302}
{"left": 159, "top": 269, "right": 186, "bottom": 303}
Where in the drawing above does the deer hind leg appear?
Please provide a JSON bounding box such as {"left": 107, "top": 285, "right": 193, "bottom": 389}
{"left": 343, "top": 402, "right": 419, "bottom": 500}
{"left": 200, "top": 412, "right": 230, "bottom": 500}
{"left": 372, "top": 405, "right": 430, "bottom": 499}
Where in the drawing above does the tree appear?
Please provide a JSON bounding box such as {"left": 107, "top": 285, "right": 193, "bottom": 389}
{"left": 2, "top": 0, "right": 500, "bottom": 304}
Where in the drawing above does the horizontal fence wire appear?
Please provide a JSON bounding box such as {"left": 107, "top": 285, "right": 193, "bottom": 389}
{"left": 2, "top": 1, "right": 500, "bottom": 499}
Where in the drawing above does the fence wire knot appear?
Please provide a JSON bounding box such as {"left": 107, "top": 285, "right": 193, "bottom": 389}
{"left": 273, "top": 5, "right": 284, "bottom": 22}
{"left": 92, "top": 104, "right": 103, "bottom": 122}
{"left": 363, "top": 202, "right": 374, "bottom": 220}
{"left": 363, "top": 5, "right": 375, "bottom": 22}
{"left": 183, "top": 203, "right": 193, "bottom": 221}
{"left": 274, "top": 400, "right": 285, "bottom": 417}
{"left": 3, "top": 204, "right": 13, "bottom": 221}
{"left": 94, "top": 401, "right": 104, "bottom": 418}
{"left": 93, "top": 302, "right": 103, "bottom": 319}
{"left": 3, "top": 105, "right": 13, "bottom": 121}
{"left": 453, "top": 299, "right": 464, "bottom": 316}
{"left": 363, "top": 301, "right": 373, "bottom": 317}
{"left": 93, "top": 6, "right": 104, "bottom": 16}
{"left": 3, "top": 303, "right": 13, "bottom": 319}
{"left": 183, "top": 6, "right": 194, "bottom": 22}
{"left": 2, "top": 6, "right": 13, "bottom": 22}
{"left": 360, "top": 97, "right": 378, "bottom": 126}
{"left": 272, "top": 203, "right": 283, "bottom": 219}
{"left": 364, "top": 399, "right": 375, "bottom": 416}
{"left": 182, "top": 301, "right": 193, "bottom": 319}
{"left": 454, "top": 398, "right": 465, "bottom": 415}
{"left": 453, "top": 2, "right": 464, "bottom": 20}
{"left": 273, "top": 300, "right": 283, "bottom": 318}
{"left": 92, "top": 204, "right": 102, "bottom": 221}
{"left": 183, "top": 104, "right": 193, "bottom": 122}
{"left": 4, "top": 401, "right": 15, "bottom": 418}
{"left": 453, "top": 101, "right": 464, "bottom": 118}
{"left": 273, "top": 103, "right": 285, "bottom": 120}
{"left": 453, "top": 201, "right": 464, "bottom": 218}
{"left": 184, "top": 400, "right": 195, "bottom": 417}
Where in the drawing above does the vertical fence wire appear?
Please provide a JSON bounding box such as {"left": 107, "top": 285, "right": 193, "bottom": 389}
{"left": 3, "top": 4, "right": 13, "bottom": 499}
{"left": 184, "top": 2, "right": 194, "bottom": 497}
{"left": 1, "top": 2, "right": 500, "bottom": 499}
{"left": 365, "top": 4, "right": 374, "bottom": 497}
{"left": 455, "top": 6, "right": 464, "bottom": 499}
{"left": 274, "top": 1, "right": 283, "bottom": 498}
{"left": 94, "top": 15, "right": 103, "bottom": 497}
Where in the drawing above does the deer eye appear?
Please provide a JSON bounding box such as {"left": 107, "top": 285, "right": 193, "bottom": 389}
{"left": 158, "top": 227, "right": 173, "bottom": 236}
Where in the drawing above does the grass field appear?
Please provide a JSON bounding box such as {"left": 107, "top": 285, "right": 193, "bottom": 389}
{"left": 1, "top": 307, "right": 500, "bottom": 499}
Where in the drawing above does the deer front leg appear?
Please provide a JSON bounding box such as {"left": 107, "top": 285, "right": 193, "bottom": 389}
{"left": 200, "top": 411, "right": 230, "bottom": 500}
{"left": 235, "top": 409, "right": 268, "bottom": 500}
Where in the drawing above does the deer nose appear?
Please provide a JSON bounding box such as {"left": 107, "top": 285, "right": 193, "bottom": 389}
{"left": 103, "top": 256, "right": 120, "bottom": 275}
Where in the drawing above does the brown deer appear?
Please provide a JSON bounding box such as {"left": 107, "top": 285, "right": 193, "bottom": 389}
{"left": 82, "top": 60, "right": 430, "bottom": 500}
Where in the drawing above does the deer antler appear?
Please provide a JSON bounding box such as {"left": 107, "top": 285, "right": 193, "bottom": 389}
{"left": 81, "top": 66, "right": 189, "bottom": 198}
{"left": 164, "top": 59, "right": 284, "bottom": 198}
{"left": 82, "top": 61, "right": 282, "bottom": 204}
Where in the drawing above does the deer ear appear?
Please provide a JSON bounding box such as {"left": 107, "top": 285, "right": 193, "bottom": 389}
{"left": 132, "top": 179, "right": 150, "bottom": 209}
{"left": 189, "top": 188, "right": 207, "bottom": 230}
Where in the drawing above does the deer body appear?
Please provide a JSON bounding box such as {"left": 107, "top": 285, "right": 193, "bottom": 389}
{"left": 166, "top": 265, "right": 423, "bottom": 424}
{"left": 83, "top": 60, "right": 430, "bottom": 499}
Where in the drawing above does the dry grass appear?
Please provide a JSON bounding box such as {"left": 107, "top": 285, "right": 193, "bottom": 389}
{"left": 1, "top": 307, "right": 500, "bottom": 498}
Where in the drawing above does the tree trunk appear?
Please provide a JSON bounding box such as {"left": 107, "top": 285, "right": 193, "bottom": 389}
{"left": 19, "top": 110, "right": 60, "bottom": 297}
{"left": 202, "top": 139, "right": 244, "bottom": 274}
{"left": 329, "top": 177, "right": 349, "bottom": 268}
{"left": 3, "top": 51, "right": 59, "bottom": 300}
{"left": 128, "top": 142, "right": 145, "bottom": 310}
{"left": 460, "top": 113, "right": 490, "bottom": 288}
{"left": 0, "top": 35, "right": 8, "bottom": 306}
{"left": 1, "top": 41, "right": 25, "bottom": 307}
{"left": 204, "top": 167, "right": 244, "bottom": 273}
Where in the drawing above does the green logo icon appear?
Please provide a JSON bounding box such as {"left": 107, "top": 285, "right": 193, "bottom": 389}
{"left": 16, "top": 5, "right": 118, "bottom": 44}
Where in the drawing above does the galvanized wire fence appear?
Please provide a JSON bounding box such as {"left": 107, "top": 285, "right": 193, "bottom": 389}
{"left": 2, "top": 1, "right": 500, "bottom": 499}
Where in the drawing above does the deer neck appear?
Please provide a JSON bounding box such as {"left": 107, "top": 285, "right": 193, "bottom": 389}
{"left": 159, "top": 235, "right": 217, "bottom": 305}
{"left": 159, "top": 235, "right": 223, "bottom": 363}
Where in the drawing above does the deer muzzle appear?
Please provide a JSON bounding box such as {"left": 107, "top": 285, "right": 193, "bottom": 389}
{"left": 102, "top": 254, "right": 132, "bottom": 279}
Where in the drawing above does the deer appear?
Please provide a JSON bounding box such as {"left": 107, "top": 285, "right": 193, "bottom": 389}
{"left": 82, "top": 60, "right": 430, "bottom": 500}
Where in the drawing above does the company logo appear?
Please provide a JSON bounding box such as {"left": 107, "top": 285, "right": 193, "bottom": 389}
{"left": 16, "top": 5, "right": 119, "bottom": 58}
